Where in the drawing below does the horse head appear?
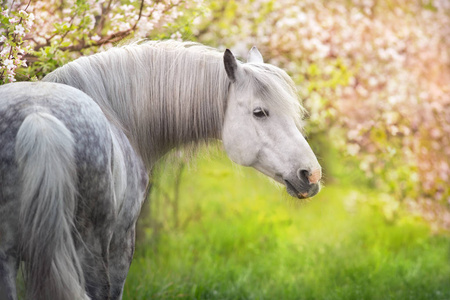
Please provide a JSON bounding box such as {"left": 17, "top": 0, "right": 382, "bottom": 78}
{"left": 222, "top": 47, "right": 322, "bottom": 199}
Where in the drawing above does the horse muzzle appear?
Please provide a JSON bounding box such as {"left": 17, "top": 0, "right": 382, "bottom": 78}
{"left": 284, "top": 168, "right": 322, "bottom": 199}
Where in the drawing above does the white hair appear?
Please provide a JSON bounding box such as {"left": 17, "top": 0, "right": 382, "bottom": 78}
{"left": 44, "top": 40, "right": 304, "bottom": 167}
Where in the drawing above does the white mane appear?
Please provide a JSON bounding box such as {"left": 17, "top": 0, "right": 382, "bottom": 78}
{"left": 44, "top": 40, "right": 304, "bottom": 167}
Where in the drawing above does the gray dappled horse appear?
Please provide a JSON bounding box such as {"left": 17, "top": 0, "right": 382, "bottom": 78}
{"left": 0, "top": 41, "right": 321, "bottom": 300}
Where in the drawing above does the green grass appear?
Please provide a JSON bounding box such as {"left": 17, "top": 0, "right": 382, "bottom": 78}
{"left": 123, "top": 151, "right": 450, "bottom": 299}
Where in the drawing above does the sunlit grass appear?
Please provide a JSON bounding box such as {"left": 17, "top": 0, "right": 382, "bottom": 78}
{"left": 124, "top": 151, "right": 450, "bottom": 299}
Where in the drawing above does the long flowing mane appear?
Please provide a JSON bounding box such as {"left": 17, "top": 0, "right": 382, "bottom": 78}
{"left": 44, "top": 40, "right": 304, "bottom": 168}
{"left": 44, "top": 41, "right": 229, "bottom": 166}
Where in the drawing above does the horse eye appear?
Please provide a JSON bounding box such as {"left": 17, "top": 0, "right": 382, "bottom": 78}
{"left": 253, "top": 107, "right": 269, "bottom": 118}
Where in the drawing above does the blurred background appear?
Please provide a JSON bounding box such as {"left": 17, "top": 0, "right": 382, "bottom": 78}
{"left": 1, "top": 0, "right": 449, "bottom": 298}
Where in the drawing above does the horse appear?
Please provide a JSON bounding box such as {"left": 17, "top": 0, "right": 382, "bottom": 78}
{"left": 0, "top": 40, "right": 322, "bottom": 300}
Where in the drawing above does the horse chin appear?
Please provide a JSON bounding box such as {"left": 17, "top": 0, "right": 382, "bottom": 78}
{"left": 284, "top": 180, "right": 320, "bottom": 199}
{"left": 287, "top": 187, "right": 303, "bottom": 198}
{"left": 284, "top": 180, "right": 303, "bottom": 198}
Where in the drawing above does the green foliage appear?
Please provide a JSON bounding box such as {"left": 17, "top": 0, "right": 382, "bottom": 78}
{"left": 2, "top": 0, "right": 206, "bottom": 81}
{"left": 125, "top": 151, "right": 450, "bottom": 299}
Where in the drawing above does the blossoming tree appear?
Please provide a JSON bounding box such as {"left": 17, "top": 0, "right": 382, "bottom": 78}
{"left": 195, "top": 0, "right": 450, "bottom": 229}
{"left": 0, "top": 0, "right": 204, "bottom": 83}
{"left": 1, "top": 0, "right": 449, "bottom": 229}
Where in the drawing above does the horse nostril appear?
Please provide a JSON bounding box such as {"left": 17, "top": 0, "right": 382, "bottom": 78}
{"left": 297, "top": 169, "right": 310, "bottom": 182}
{"left": 297, "top": 168, "right": 322, "bottom": 184}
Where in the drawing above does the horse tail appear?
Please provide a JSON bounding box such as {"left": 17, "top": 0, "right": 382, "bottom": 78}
{"left": 15, "top": 112, "right": 87, "bottom": 300}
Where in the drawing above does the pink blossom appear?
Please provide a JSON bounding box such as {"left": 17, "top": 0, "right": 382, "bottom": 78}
{"left": 14, "top": 24, "right": 25, "bottom": 36}
{"left": 3, "top": 59, "right": 15, "bottom": 70}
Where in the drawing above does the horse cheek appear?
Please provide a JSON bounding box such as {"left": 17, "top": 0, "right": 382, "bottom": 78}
{"left": 222, "top": 121, "right": 259, "bottom": 167}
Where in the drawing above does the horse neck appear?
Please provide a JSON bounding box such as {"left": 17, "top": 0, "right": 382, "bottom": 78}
{"left": 132, "top": 51, "right": 230, "bottom": 168}
{"left": 48, "top": 45, "right": 230, "bottom": 169}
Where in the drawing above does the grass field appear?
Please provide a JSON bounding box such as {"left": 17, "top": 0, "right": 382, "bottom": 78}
{"left": 123, "top": 151, "right": 450, "bottom": 300}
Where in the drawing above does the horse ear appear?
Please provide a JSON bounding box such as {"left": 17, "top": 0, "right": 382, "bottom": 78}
{"left": 247, "top": 46, "right": 264, "bottom": 64}
{"left": 224, "top": 49, "right": 239, "bottom": 82}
